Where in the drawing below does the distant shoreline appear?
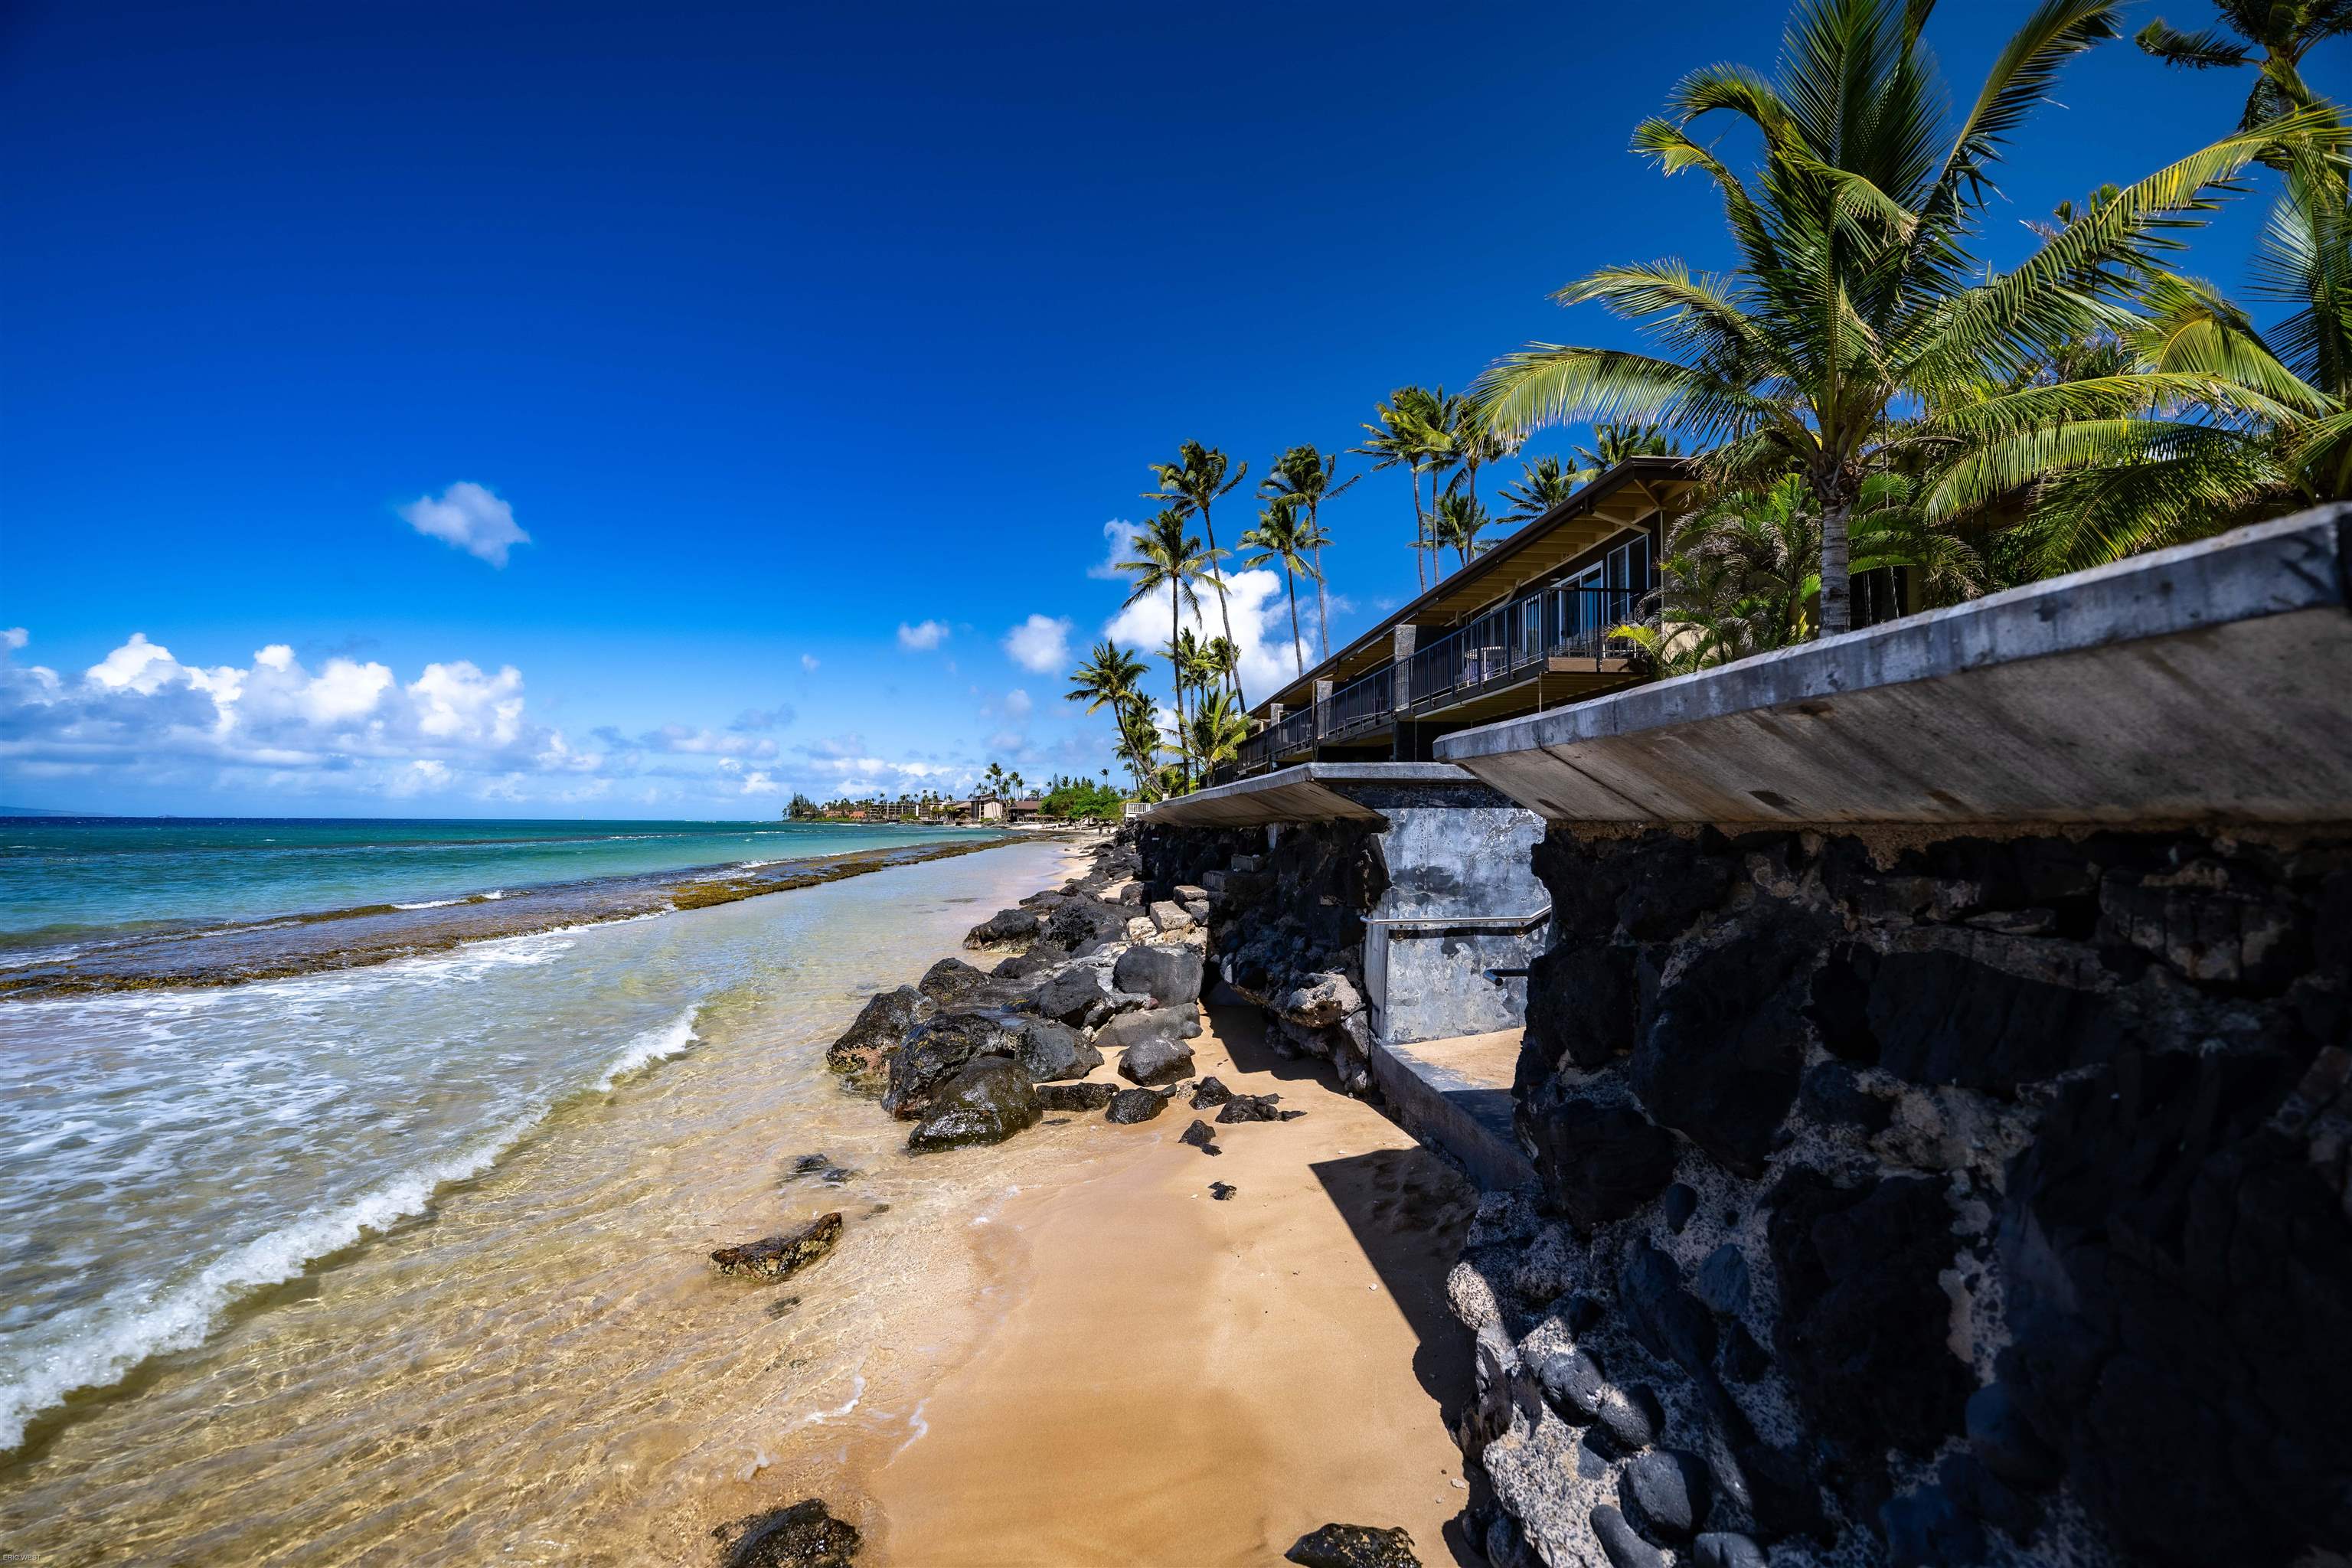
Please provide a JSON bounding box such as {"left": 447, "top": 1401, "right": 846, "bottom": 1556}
{"left": 0, "top": 832, "right": 1053, "bottom": 1001}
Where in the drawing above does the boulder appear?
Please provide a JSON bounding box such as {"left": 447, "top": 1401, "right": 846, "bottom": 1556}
{"left": 711, "top": 1213, "right": 843, "bottom": 1280}
{"left": 1148, "top": 900, "right": 1196, "bottom": 934}
{"left": 1112, "top": 943, "right": 1205, "bottom": 1007}
{"left": 1011, "top": 1017, "right": 1102, "bottom": 1083}
{"left": 715, "top": 1498, "right": 862, "bottom": 1568}
{"left": 825, "top": 986, "right": 930, "bottom": 1090}
{"left": 1691, "top": 1534, "right": 1767, "bottom": 1568}
{"left": 1278, "top": 971, "right": 1364, "bottom": 1029}
{"left": 906, "top": 1058, "right": 1041, "bottom": 1151}
{"left": 1029, "top": 965, "right": 1110, "bottom": 1027}
{"left": 1521, "top": 942, "right": 1639, "bottom": 1081}
{"left": 1104, "top": 1086, "right": 1170, "bottom": 1124}
{"left": 1172, "top": 883, "right": 1210, "bottom": 904}
{"left": 1216, "top": 1093, "right": 1301, "bottom": 1124}
{"left": 1531, "top": 1346, "right": 1607, "bottom": 1423}
{"left": 1284, "top": 1523, "right": 1422, "bottom": 1567}
{"left": 1210, "top": 1181, "right": 1237, "bottom": 1200}
{"left": 1118, "top": 1032, "right": 1196, "bottom": 1086}
{"left": 1594, "top": 1383, "right": 1663, "bottom": 1455}
{"left": 1096, "top": 1004, "right": 1200, "bottom": 1050}
{"left": 1622, "top": 1449, "right": 1708, "bottom": 1542}
{"left": 1589, "top": 1505, "right": 1666, "bottom": 1568}
{"left": 880, "top": 1010, "right": 1021, "bottom": 1119}
{"left": 1190, "top": 1076, "right": 1234, "bottom": 1107}
{"left": 1178, "top": 1119, "right": 1221, "bottom": 1155}
{"left": 1694, "top": 1243, "right": 1753, "bottom": 1318}
{"left": 1629, "top": 921, "right": 1815, "bottom": 1176}
{"left": 1037, "top": 1081, "right": 1116, "bottom": 1112}
{"left": 962, "top": 906, "right": 1040, "bottom": 948}
{"left": 916, "top": 956, "right": 994, "bottom": 1003}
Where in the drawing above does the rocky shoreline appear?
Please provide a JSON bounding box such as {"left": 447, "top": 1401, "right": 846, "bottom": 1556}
{"left": 709, "top": 828, "right": 1439, "bottom": 1568}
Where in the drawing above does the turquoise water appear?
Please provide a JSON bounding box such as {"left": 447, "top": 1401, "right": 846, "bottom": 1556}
{"left": 0, "top": 817, "right": 980, "bottom": 951}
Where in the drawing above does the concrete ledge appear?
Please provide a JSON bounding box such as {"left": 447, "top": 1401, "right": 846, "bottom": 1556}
{"left": 1138, "top": 762, "right": 1475, "bottom": 828}
{"left": 1436, "top": 507, "right": 2352, "bottom": 824}
{"left": 1368, "top": 1031, "right": 1535, "bottom": 1191}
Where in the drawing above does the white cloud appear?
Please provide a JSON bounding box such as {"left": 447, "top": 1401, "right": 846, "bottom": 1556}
{"left": 800, "top": 654, "right": 821, "bottom": 673}
{"left": 1102, "top": 567, "right": 1309, "bottom": 701}
{"left": 397, "top": 481, "right": 530, "bottom": 567}
{"left": 738, "top": 770, "right": 782, "bottom": 795}
{"left": 897, "top": 619, "right": 949, "bottom": 652}
{"left": 2, "top": 629, "right": 25, "bottom": 651}
{"left": 1087, "top": 519, "right": 1134, "bottom": 581}
{"left": 1001, "top": 614, "right": 1072, "bottom": 675}
{"left": 1003, "top": 688, "right": 1033, "bottom": 718}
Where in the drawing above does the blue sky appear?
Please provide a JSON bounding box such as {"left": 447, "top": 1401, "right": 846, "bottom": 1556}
{"left": 2, "top": 1, "right": 2337, "bottom": 816}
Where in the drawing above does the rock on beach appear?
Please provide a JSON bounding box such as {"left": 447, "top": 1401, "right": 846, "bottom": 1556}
{"left": 711, "top": 1213, "right": 843, "bottom": 1281}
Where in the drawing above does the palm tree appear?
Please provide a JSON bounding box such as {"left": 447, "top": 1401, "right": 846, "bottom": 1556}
{"left": 1116, "top": 699, "right": 1165, "bottom": 795}
{"left": 1568, "top": 422, "right": 1684, "bottom": 484}
{"left": 2136, "top": 2, "right": 2350, "bottom": 137}
{"left": 1238, "top": 502, "right": 1318, "bottom": 675}
{"left": 1145, "top": 443, "right": 1250, "bottom": 706}
{"left": 1430, "top": 491, "right": 1498, "bottom": 568}
{"left": 1118, "top": 509, "right": 1217, "bottom": 779}
{"left": 1065, "top": 639, "right": 1148, "bottom": 717}
{"left": 1472, "top": 0, "right": 2337, "bottom": 635}
{"left": 1498, "top": 454, "right": 1579, "bottom": 522}
{"left": 1183, "top": 691, "right": 1252, "bottom": 774}
{"left": 1354, "top": 387, "right": 1454, "bottom": 593}
{"left": 1259, "top": 446, "right": 1356, "bottom": 658}
{"left": 1446, "top": 403, "right": 1521, "bottom": 513}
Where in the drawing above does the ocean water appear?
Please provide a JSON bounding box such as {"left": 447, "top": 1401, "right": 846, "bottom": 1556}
{"left": 0, "top": 824, "right": 1096, "bottom": 1564}
{"left": 0, "top": 817, "right": 981, "bottom": 953}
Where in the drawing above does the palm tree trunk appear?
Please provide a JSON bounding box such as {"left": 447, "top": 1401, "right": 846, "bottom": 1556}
{"left": 1169, "top": 588, "right": 1192, "bottom": 781}
{"left": 1284, "top": 567, "right": 1305, "bottom": 676}
{"left": 1198, "top": 499, "right": 1246, "bottom": 710}
{"left": 1818, "top": 479, "right": 1854, "bottom": 638}
{"left": 1309, "top": 503, "right": 1331, "bottom": 659}
{"left": 1410, "top": 470, "right": 1427, "bottom": 594}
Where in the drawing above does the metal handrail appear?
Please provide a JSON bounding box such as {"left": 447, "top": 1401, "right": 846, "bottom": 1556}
{"left": 1317, "top": 664, "right": 1395, "bottom": 740}
{"left": 1405, "top": 582, "right": 1652, "bottom": 714}
{"left": 1271, "top": 705, "right": 1315, "bottom": 754}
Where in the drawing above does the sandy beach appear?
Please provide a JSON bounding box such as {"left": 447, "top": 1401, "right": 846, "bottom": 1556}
{"left": 848, "top": 995, "right": 1480, "bottom": 1567}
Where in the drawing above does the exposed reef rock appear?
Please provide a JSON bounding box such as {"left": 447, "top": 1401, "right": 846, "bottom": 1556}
{"left": 1450, "top": 824, "right": 2351, "bottom": 1568}
{"left": 1284, "top": 1521, "right": 1422, "bottom": 1567}
{"left": 713, "top": 1498, "right": 861, "bottom": 1568}
{"left": 906, "top": 1057, "right": 1040, "bottom": 1151}
{"left": 711, "top": 1213, "right": 842, "bottom": 1281}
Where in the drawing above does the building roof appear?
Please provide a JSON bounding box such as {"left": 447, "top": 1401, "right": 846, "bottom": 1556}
{"left": 1255, "top": 455, "right": 1698, "bottom": 717}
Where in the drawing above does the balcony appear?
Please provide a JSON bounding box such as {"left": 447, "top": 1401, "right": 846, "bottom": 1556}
{"left": 1317, "top": 665, "right": 1395, "bottom": 743}
{"left": 1403, "top": 582, "right": 1650, "bottom": 721}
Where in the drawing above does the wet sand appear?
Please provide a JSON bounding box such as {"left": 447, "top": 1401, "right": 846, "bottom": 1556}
{"left": 851, "top": 998, "right": 1481, "bottom": 1567}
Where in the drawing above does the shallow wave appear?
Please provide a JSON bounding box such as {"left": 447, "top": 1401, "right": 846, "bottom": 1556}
{"left": 593, "top": 1005, "right": 700, "bottom": 1091}
{"left": 0, "top": 1110, "right": 539, "bottom": 1454}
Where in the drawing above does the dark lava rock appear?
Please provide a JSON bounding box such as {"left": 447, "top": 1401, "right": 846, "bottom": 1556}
{"left": 1691, "top": 1532, "right": 1767, "bottom": 1568}
{"left": 990, "top": 950, "right": 1052, "bottom": 982}
{"left": 1533, "top": 1346, "right": 1607, "bottom": 1423}
{"left": 1593, "top": 1382, "right": 1663, "bottom": 1455}
{"left": 1210, "top": 1181, "right": 1236, "bottom": 1200}
{"left": 1994, "top": 1044, "right": 2352, "bottom": 1566}
{"left": 712, "top": 1213, "right": 843, "bottom": 1281}
{"left": 1096, "top": 1004, "right": 1200, "bottom": 1052}
{"left": 1620, "top": 1238, "right": 1716, "bottom": 1377}
{"left": 1036, "top": 1080, "right": 1115, "bottom": 1112}
{"left": 1045, "top": 897, "right": 1130, "bottom": 951}
{"left": 1769, "top": 1170, "right": 1968, "bottom": 1478}
{"left": 1629, "top": 920, "right": 1816, "bottom": 1175}
{"left": 1880, "top": 1483, "right": 1986, "bottom": 1568}
{"left": 1117, "top": 1031, "right": 1196, "bottom": 1086}
{"left": 1731, "top": 1440, "right": 1827, "bottom": 1543}
{"left": 1104, "top": 1086, "right": 1169, "bottom": 1124}
{"left": 1010, "top": 1017, "right": 1102, "bottom": 1083}
{"left": 1283, "top": 1522, "right": 1422, "bottom": 1567}
{"left": 1939, "top": 1451, "right": 2044, "bottom": 1544}
{"left": 916, "top": 956, "right": 993, "bottom": 1004}
{"left": 1817, "top": 945, "right": 2132, "bottom": 1096}
{"left": 906, "top": 1058, "right": 1041, "bottom": 1152}
{"left": 1178, "top": 1119, "right": 1221, "bottom": 1155}
{"left": 1030, "top": 965, "right": 1109, "bottom": 1026}
{"left": 714, "top": 1498, "right": 861, "bottom": 1568}
{"left": 1214, "top": 1092, "right": 1293, "bottom": 1123}
{"left": 1112, "top": 942, "right": 1205, "bottom": 1007}
{"left": 1964, "top": 1383, "right": 2060, "bottom": 1491}
{"left": 1190, "top": 1076, "right": 1234, "bottom": 1107}
{"left": 1622, "top": 1449, "right": 1708, "bottom": 1542}
{"left": 880, "top": 1010, "right": 1021, "bottom": 1119}
{"left": 788, "top": 1153, "right": 834, "bottom": 1177}
{"left": 1797, "top": 1058, "right": 1892, "bottom": 1134}
{"left": 1521, "top": 942, "right": 1640, "bottom": 1083}
{"left": 1519, "top": 1090, "right": 1676, "bottom": 1228}
{"left": 1661, "top": 1182, "right": 1697, "bottom": 1234}
{"left": 825, "top": 986, "right": 930, "bottom": 1089}
{"left": 1694, "top": 1243, "right": 1752, "bottom": 1317}
{"left": 1589, "top": 1504, "right": 1666, "bottom": 1568}
{"left": 1720, "top": 1322, "right": 1770, "bottom": 1383}
{"left": 1564, "top": 1293, "right": 1606, "bottom": 1335}
{"left": 963, "top": 906, "right": 1040, "bottom": 947}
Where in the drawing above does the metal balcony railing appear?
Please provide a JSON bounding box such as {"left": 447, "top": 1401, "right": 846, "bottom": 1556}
{"left": 1270, "top": 705, "right": 1315, "bottom": 756}
{"left": 1317, "top": 665, "right": 1395, "bottom": 742}
{"left": 1404, "top": 581, "right": 1651, "bottom": 714}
